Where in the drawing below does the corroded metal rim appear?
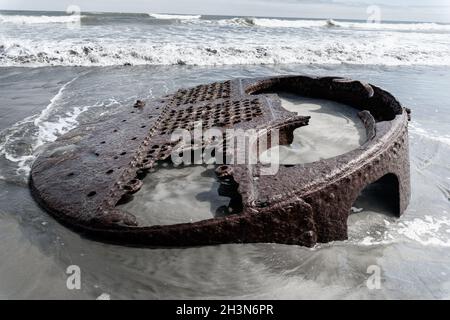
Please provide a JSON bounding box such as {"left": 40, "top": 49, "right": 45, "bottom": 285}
{"left": 30, "top": 75, "right": 411, "bottom": 247}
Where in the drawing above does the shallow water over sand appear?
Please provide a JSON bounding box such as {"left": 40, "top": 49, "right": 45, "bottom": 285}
{"left": 119, "top": 165, "right": 230, "bottom": 226}
{"left": 0, "top": 64, "right": 449, "bottom": 299}
{"left": 261, "top": 93, "right": 366, "bottom": 164}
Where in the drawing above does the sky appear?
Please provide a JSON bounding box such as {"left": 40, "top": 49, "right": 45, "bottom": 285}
{"left": 1, "top": 0, "right": 450, "bottom": 23}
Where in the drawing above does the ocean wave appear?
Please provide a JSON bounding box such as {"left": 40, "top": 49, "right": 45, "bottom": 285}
{"left": 2, "top": 12, "right": 450, "bottom": 32}
{"left": 252, "top": 18, "right": 334, "bottom": 29}
{"left": 1, "top": 39, "right": 450, "bottom": 67}
{"left": 332, "top": 20, "right": 450, "bottom": 32}
{"left": 217, "top": 17, "right": 450, "bottom": 32}
{"left": 0, "top": 14, "right": 84, "bottom": 24}
{"left": 149, "top": 13, "right": 201, "bottom": 20}
{"left": 218, "top": 17, "right": 256, "bottom": 27}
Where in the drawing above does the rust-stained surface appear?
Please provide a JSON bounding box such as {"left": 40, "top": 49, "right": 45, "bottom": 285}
{"left": 30, "top": 75, "right": 411, "bottom": 247}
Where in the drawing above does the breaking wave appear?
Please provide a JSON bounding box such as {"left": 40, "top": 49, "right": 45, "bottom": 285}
{"left": 218, "top": 17, "right": 256, "bottom": 27}
{"left": 149, "top": 13, "right": 201, "bottom": 20}
{"left": 251, "top": 18, "right": 335, "bottom": 29}
{"left": 0, "top": 14, "right": 84, "bottom": 24}
{"left": 326, "top": 20, "right": 450, "bottom": 32}
{"left": 1, "top": 12, "right": 450, "bottom": 67}
{"left": 0, "top": 12, "right": 202, "bottom": 25}
{"left": 1, "top": 39, "right": 450, "bottom": 67}
{"left": 3, "top": 12, "right": 449, "bottom": 32}
{"left": 217, "top": 17, "right": 450, "bottom": 32}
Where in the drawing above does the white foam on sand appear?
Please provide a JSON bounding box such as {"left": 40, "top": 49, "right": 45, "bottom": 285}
{"left": 396, "top": 215, "right": 450, "bottom": 246}
{"left": 0, "top": 75, "right": 89, "bottom": 177}
{"left": 356, "top": 215, "right": 450, "bottom": 247}
{"left": 96, "top": 293, "right": 111, "bottom": 300}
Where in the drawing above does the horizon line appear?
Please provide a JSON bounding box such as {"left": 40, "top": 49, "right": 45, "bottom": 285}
{"left": 0, "top": 8, "right": 448, "bottom": 25}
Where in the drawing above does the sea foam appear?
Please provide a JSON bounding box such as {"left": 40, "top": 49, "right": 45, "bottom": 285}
{"left": 0, "top": 14, "right": 83, "bottom": 24}
{"left": 246, "top": 18, "right": 450, "bottom": 32}
{"left": 1, "top": 37, "right": 450, "bottom": 67}
{"left": 1, "top": 13, "right": 450, "bottom": 67}
{"left": 149, "top": 13, "right": 201, "bottom": 20}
